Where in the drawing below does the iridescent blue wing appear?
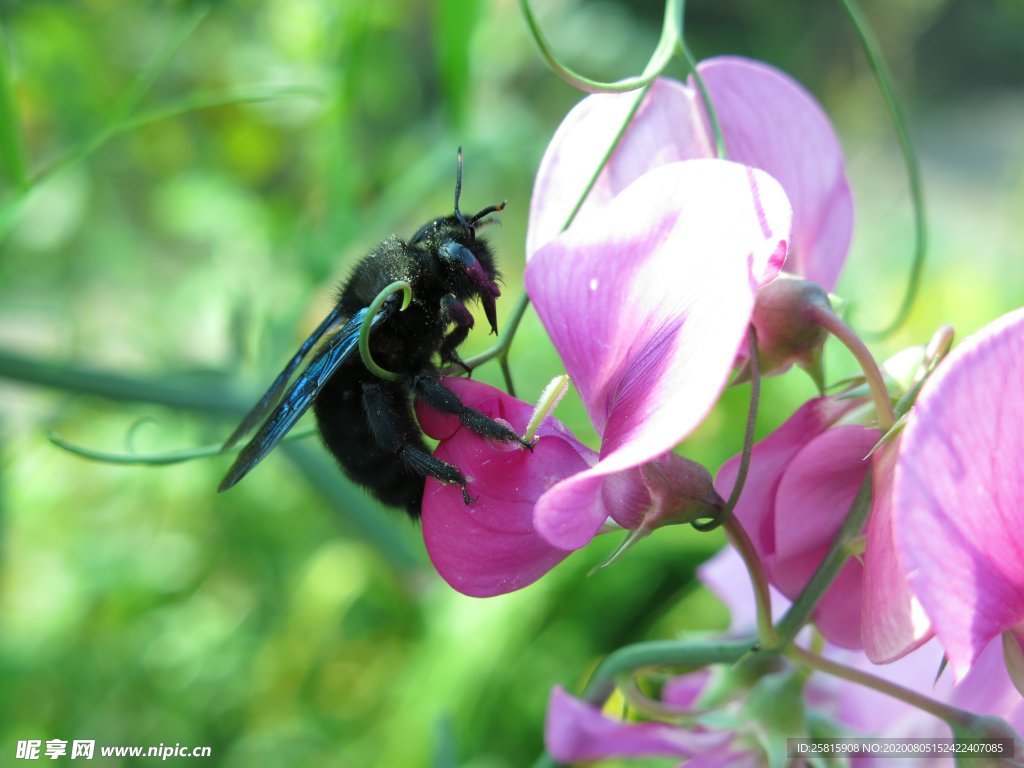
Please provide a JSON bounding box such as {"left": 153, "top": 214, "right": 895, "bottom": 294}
{"left": 221, "top": 305, "right": 344, "bottom": 452}
{"left": 218, "top": 306, "right": 379, "bottom": 492}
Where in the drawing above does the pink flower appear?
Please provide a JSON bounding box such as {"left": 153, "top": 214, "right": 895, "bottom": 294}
{"left": 702, "top": 549, "right": 1024, "bottom": 753}
{"left": 543, "top": 549, "right": 1022, "bottom": 767}
{"left": 527, "top": 57, "right": 853, "bottom": 292}
{"left": 416, "top": 377, "right": 595, "bottom": 597}
{"left": 889, "top": 308, "right": 1024, "bottom": 681}
{"left": 716, "top": 397, "right": 882, "bottom": 648}
{"left": 545, "top": 685, "right": 735, "bottom": 765}
{"left": 417, "top": 378, "right": 722, "bottom": 597}
{"left": 420, "top": 57, "right": 855, "bottom": 594}
{"left": 526, "top": 159, "right": 790, "bottom": 551}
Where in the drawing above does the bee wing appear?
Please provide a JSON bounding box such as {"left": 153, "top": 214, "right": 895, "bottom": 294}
{"left": 218, "top": 306, "right": 380, "bottom": 492}
{"left": 221, "top": 306, "right": 345, "bottom": 452}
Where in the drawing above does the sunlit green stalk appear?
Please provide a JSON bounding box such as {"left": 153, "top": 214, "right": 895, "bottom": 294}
{"left": 523, "top": 374, "right": 569, "bottom": 443}
{"left": 775, "top": 474, "right": 872, "bottom": 645}
{"left": 519, "top": 0, "right": 683, "bottom": 93}
{"left": 839, "top": 0, "right": 926, "bottom": 339}
{"left": 0, "top": 19, "right": 29, "bottom": 191}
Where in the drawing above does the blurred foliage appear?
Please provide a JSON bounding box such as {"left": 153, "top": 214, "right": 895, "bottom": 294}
{"left": 0, "top": 0, "right": 1021, "bottom": 766}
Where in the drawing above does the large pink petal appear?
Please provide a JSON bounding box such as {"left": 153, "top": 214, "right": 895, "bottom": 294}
{"left": 527, "top": 78, "right": 710, "bottom": 259}
{"left": 417, "top": 379, "right": 597, "bottom": 597}
{"left": 717, "top": 397, "right": 859, "bottom": 559}
{"left": 527, "top": 160, "right": 790, "bottom": 549}
{"left": 696, "top": 57, "right": 853, "bottom": 291}
{"left": 893, "top": 308, "right": 1024, "bottom": 679}
{"left": 862, "top": 439, "right": 933, "bottom": 662}
{"left": 528, "top": 59, "right": 852, "bottom": 292}
{"left": 770, "top": 424, "right": 880, "bottom": 648}
{"left": 545, "top": 686, "right": 732, "bottom": 763}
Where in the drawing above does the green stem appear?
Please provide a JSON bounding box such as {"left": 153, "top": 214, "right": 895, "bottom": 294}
{"left": 519, "top": 0, "right": 683, "bottom": 93}
{"left": 49, "top": 426, "right": 318, "bottom": 466}
{"left": 839, "top": 0, "right": 926, "bottom": 339}
{"left": 725, "top": 516, "right": 777, "bottom": 647}
{"left": 788, "top": 644, "right": 968, "bottom": 726}
{"left": 810, "top": 304, "right": 895, "bottom": 430}
{"left": 0, "top": 347, "right": 244, "bottom": 414}
{"left": 693, "top": 325, "right": 760, "bottom": 532}
{"left": 0, "top": 19, "right": 29, "bottom": 191}
{"left": 581, "top": 638, "right": 753, "bottom": 706}
{"left": 0, "top": 346, "right": 421, "bottom": 573}
{"left": 677, "top": 38, "right": 726, "bottom": 160}
{"left": 358, "top": 280, "right": 411, "bottom": 381}
{"left": 465, "top": 84, "right": 652, "bottom": 374}
{"left": 530, "top": 637, "right": 755, "bottom": 767}
{"left": 775, "top": 474, "right": 873, "bottom": 645}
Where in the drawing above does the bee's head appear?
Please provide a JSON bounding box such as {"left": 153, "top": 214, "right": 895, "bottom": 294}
{"left": 417, "top": 148, "right": 505, "bottom": 334}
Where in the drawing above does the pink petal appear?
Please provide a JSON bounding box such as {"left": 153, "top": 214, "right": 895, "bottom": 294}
{"left": 951, "top": 636, "right": 1024, "bottom": 733}
{"left": 696, "top": 57, "right": 854, "bottom": 291}
{"left": 545, "top": 686, "right": 732, "bottom": 763}
{"left": 862, "top": 439, "right": 933, "bottom": 662}
{"left": 717, "top": 397, "right": 858, "bottom": 560}
{"left": 527, "top": 159, "right": 790, "bottom": 549}
{"left": 770, "top": 424, "right": 880, "bottom": 648}
{"left": 417, "top": 379, "right": 597, "bottom": 597}
{"left": 824, "top": 641, "right": 954, "bottom": 737}
{"left": 662, "top": 670, "right": 712, "bottom": 710}
{"left": 893, "top": 308, "right": 1024, "bottom": 679}
{"left": 527, "top": 78, "right": 710, "bottom": 258}
{"left": 528, "top": 59, "right": 853, "bottom": 292}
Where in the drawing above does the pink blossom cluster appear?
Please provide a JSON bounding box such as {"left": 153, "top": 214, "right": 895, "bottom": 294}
{"left": 416, "top": 57, "right": 1024, "bottom": 761}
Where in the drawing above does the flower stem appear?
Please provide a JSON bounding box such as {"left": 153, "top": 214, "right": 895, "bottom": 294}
{"left": 787, "top": 644, "right": 969, "bottom": 726}
{"left": 839, "top": 0, "right": 927, "bottom": 339}
{"left": 358, "top": 281, "right": 412, "bottom": 381}
{"left": 693, "top": 325, "right": 760, "bottom": 533}
{"left": 519, "top": 0, "right": 683, "bottom": 93}
{"left": 810, "top": 304, "right": 895, "bottom": 431}
{"left": 725, "top": 516, "right": 778, "bottom": 648}
{"left": 524, "top": 374, "right": 570, "bottom": 442}
{"left": 49, "top": 426, "right": 319, "bottom": 466}
{"left": 465, "top": 82, "right": 652, "bottom": 375}
{"left": 775, "top": 474, "right": 872, "bottom": 645}
{"left": 582, "top": 638, "right": 753, "bottom": 706}
{"left": 530, "top": 637, "right": 755, "bottom": 768}
{"left": 677, "top": 39, "right": 726, "bottom": 160}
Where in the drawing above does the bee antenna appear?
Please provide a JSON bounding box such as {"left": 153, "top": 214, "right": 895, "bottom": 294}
{"left": 454, "top": 146, "right": 469, "bottom": 227}
{"left": 470, "top": 200, "right": 507, "bottom": 224}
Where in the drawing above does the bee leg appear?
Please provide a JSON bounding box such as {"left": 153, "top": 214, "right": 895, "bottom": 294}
{"left": 361, "top": 381, "right": 476, "bottom": 504}
{"left": 413, "top": 374, "right": 535, "bottom": 450}
{"left": 439, "top": 294, "right": 474, "bottom": 374}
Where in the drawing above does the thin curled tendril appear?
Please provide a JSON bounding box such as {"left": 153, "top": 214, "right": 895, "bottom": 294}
{"left": 359, "top": 280, "right": 412, "bottom": 381}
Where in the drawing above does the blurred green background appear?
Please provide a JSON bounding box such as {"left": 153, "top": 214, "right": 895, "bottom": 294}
{"left": 0, "top": 0, "right": 1021, "bottom": 766}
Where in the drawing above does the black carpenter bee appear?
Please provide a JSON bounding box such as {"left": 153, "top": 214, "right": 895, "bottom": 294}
{"left": 218, "top": 150, "right": 530, "bottom": 518}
